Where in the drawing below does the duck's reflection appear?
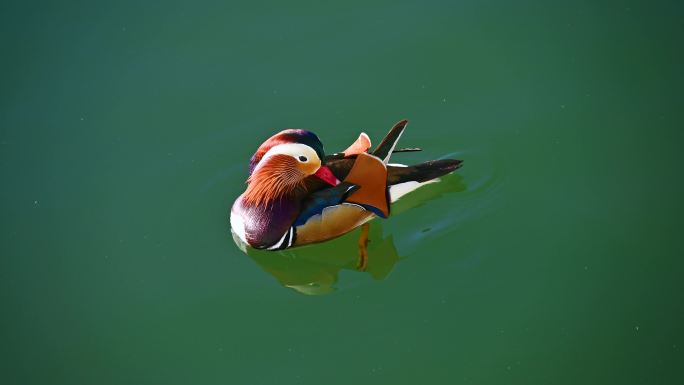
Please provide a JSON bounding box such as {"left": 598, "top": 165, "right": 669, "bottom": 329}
{"left": 233, "top": 173, "right": 466, "bottom": 295}
{"left": 243, "top": 222, "right": 398, "bottom": 295}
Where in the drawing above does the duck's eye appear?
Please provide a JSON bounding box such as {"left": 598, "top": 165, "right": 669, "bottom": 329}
{"left": 298, "top": 155, "right": 308, "bottom": 162}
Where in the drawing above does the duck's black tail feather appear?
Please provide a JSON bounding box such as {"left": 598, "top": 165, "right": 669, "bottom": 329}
{"left": 372, "top": 120, "right": 408, "bottom": 162}
{"left": 387, "top": 159, "right": 463, "bottom": 185}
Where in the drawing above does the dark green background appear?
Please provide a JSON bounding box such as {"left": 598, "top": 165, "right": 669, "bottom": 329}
{"left": 2, "top": 0, "right": 682, "bottom": 384}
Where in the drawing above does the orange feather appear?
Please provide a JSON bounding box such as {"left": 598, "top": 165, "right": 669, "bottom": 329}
{"left": 243, "top": 155, "right": 307, "bottom": 206}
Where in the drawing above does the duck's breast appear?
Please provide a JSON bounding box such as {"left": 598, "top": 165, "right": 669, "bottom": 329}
{"left": 231, "top": 195, "right": 299, "bottom": 249}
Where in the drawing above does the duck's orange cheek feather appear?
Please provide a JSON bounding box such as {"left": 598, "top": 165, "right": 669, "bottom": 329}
{"left": 257, "top": 155, "right": 301, "bottom": 179}
{"left": 244, "top": 155, "right": 304, "bottom": 204}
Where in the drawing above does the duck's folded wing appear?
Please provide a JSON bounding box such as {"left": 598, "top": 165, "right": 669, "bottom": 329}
{"left": 293, "top": 182, "right": 371, "bottom": 247}
{"left": 293, "top": 203, "right": 375, "bottom": 246}
{"left": 342, "top": 152, "right": 390, "bottom": 218}
{"left": 294, "top": 182, "right": 359, "bottom": 226}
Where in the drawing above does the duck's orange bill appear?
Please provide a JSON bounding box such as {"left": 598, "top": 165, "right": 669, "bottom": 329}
{"left": 314, "top": 166, "right": 339, "bottom": 186}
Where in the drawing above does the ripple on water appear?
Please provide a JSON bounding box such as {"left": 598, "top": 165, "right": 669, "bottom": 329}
{"left": 396, "top": 147, "right": 507, "bottom": 255}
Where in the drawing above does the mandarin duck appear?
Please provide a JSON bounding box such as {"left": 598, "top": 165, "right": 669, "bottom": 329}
{"left": 230, "top": 120, "right": 462, "bottom": 251}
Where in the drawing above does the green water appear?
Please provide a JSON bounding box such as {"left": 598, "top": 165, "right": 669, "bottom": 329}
{"left": 2, "top": 1, "right": 683, "bottom": 384}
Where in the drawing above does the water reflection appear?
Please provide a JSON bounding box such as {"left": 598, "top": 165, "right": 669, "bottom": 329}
{"left": 242, "top": 222, "right": 399, "bottom": 295}
{"left": 232, "top": 173, "right": 466, "bottom": 295}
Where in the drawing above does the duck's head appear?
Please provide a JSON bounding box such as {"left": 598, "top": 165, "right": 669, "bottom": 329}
{"left": 243, "top": 129, "right": 338, "bottom": 205}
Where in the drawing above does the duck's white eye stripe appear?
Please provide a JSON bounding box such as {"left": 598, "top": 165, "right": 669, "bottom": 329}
{"left": 253, "top": 143, "right": 318, "bottom": 172}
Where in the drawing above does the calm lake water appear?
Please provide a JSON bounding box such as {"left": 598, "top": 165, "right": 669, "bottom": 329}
{"left": 2, "top": 1, "right": 682, "bottom": 384}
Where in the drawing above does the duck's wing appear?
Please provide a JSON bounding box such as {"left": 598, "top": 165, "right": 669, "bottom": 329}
{"left": 292, "top": 182, "right": 370, "bottom": 247}
{"left": 311, "top": 120, "right": 411, "bottom": 219}
{"left": 294, "top": 182, "right": 359, "bottom": 226}
{"left": 310, "top": 152, "right": 393, "bottom": 219}
{"left": 342, "top": 152, "right": 390, "bottom": 218}
{"left": 292, "top": 203, "right": 375, "bottom": 247}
